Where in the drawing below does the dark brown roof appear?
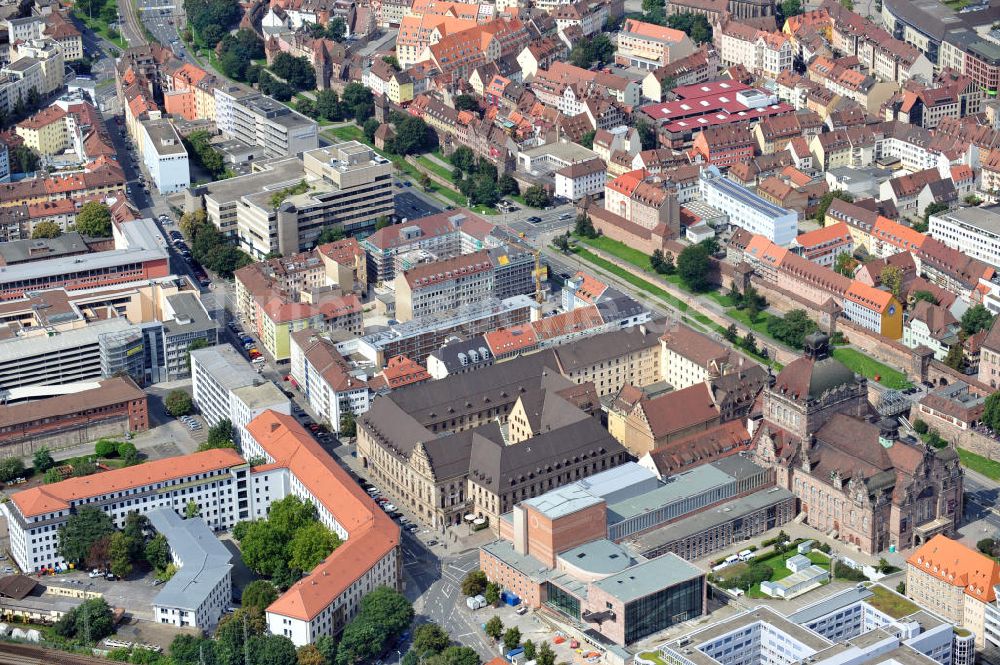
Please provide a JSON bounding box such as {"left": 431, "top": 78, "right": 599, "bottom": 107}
{"left": 0, "top": 575, "right": 38, "bottom": 600}
{"left": 660, "top": 323, "right": 729, "bottom": 367}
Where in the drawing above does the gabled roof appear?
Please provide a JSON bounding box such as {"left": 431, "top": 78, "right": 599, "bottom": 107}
{"left": 908, "top": 535, "right": 1000, "bottom": 604}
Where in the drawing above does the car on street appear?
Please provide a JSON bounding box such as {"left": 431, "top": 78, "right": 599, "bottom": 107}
{"left": 527, "top": 216, "right": 542, "bottom": 223}
{"left": 426, "top": 540, "right": 438, "bottom": 546}
{"left": 405, "top": 524, "right": 419, "bottom": 532}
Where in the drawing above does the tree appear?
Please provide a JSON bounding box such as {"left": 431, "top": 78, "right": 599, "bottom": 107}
{"left": 54, "top": 597, "right": 115, "bottom": 642}
{"left": 983, "top": 392, "right": 1000, "bottom": 431}
{"left": 880, "top": 265, "right": 903, "bottom": 300}
{"left": 342, "top": 83, "right": 374, "bottom": 114}
{"left": 536, "top": 642, "right": 556, "bottom": 665}
{"left": 243, "top": 580, "right": 280, "bottom": 612}
{"left": 315, "top": 636, "right": 336, "bottom": 665}
{"left": 912, "top": 290, "right": 938, "bottom": 305}
{"left": 10, "top": 145, "right": 39, "bottom": 174}
{"left": 896, "top": 581, "right": 906, "bottom": 595}
{"left": 767, "top": 309, "right": 818, "bottom": 349}
{"left": 834, "top": 252, "right": 858, "bottom": 277}
{"left": 923, "top": 201, "right": 949, "bottom": 225}
{"left": 109, "top": 531, "right": 133, "bottom": 579}
{"left": 31, "top": 221, "right": 62, "bottom": 238}
{"left": 315, "top": 90, "right": 343, "bottom": 122}
{"left": 215, "top": 607, "right": 267, "bottom": 665}
{"left": 553, "top": 234, "right": 570, "bottom": 252}
{"left": 339, "top": 412, "right": 357, "bottom": 437}
{"left": 0, "top": 456, "right": 26, "bottom": 482}
{"left": 382, "top": 55, "right": 401, "bottom": 70}
{"left": 298, "top": 644, "right": 327, "bottom": 665}
{"left": 289, "top": 522, "right": 342, "bottom": 571}
{"left": 650, "top": 249, "right": 665, "bottom": 272}
{"left": 813, "top": 190, "right": 854, "bottom": 223}
{"left": 913, "top": 418, "right": 929, "bottom": 435}
{"left": 725, "top": 323, "right": 738, "bottom": 343}
{"left": 326, "top": 17, "right": 347, "bottom": 41}
{"left": 170, "top": 634, "right": 218, "bottom": 665}
{"left": 95, "top": 439, "right": 118, "bottom": 458}
{"left": 43, "top": 467, "right": 62, "bottom": 484}
{"left": 183, "top": 499, "right": 201, "bottom": 519}
{"left": 204, "top": 419, "right": 235, "bottom": 450}
{"left": 742, "top": 332, "right": 757, "bottom": 354}
{"left": 145, "top": 533, "right": 170, "bottom": 571}
{"left": 455, "top": 94, "right": 479, "bottom": 113}
{"left": 780, "top": 0, "right": 802, "bottom": 15}
{"left": 165, "top": 389, "right": 193, "bottom": 417}
{"left": 502, "top": 628, "right": 522, "bottom": 653}
{"left": 636, "top": 118, "right": 657, "bottom": 150}
{"left": 523, "top": 640, "right": 536, "bottom": 661}
{"left": 462, "top": 569, "right": 487, "bottom": 596}
{"left": 979, "top": 538, "right": 996, "bottom": 556}
{"left": 484, "top": 615, "right": 504, "bottom": 641}
{"left": 666, "top": 12, "right": 712, "bottom": 44}
{"left": 579, "top": 130, "right": 596, "bottom": 149}
{"left": 419, "top": 173, "right": 433, "bottom": 190}
{"left": 677, "top": 243, "right": 713, "bottom": 291}
{"left": 413, "top": 623, "right": 451, "bottom": 655}
{"left": 524, "top": 185, "right": 550, "bottom": 208}
{"left": 498, "top": 174, "right": 519, "bottom": 197}
{"left": 945, "top": 343, "right": 965, "bottom": 371}
{"left": 962, "top": 304, "right": 995, "bottom": 336}
{"left": 317, "top": 226, "right": 345, "bottom": 244}
{"left": 32, "top": 447, "right": 54, "bottom": 473}
{"left": 75, "top": 202, "right": 113, "bottom": 237}
{"left": 485, "top": 581, "right": 501, "bottom": 606}
{"left": 336, "top": 587, "right": 414, "bottom": 665}
{"left": 118, "top": 442, "right": 138, "bottom": 465}
{"left": 270, "top": 53, "right": 316, "bottom": 91}
{"left": 393, "top": 117, "right": 434, "bottom": 155}
{"left": 450, "top": 147, "right": 476, "bottom": 172}
{"left": 363, "top": 118, "right": 381, "bottom": 143}
{"left": 430, "top": 647, "right": 479, "bottom": 665}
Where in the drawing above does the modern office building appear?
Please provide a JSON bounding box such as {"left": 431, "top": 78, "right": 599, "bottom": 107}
{"left": 214, "top": 85, "right": 318, "bottom": 158}
{"left": 0, "top": 218, "right": 170, "bottom": 301}
{"left": 699, "top": 165, "right": 797, "bottom": 246}
{"left": 190, "top": 345, "right": 291, "bottom": 443}
{"left": 929, "top": 206, "right": 1000, "bottom": 270}
{"left": 140, "top": 119, "right": 190, "bottom": 194}
{"left": 148, "top": 508, "right": 233, "bottom": 630}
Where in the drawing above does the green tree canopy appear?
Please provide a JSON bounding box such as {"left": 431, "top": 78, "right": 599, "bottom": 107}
{"left": 145, "top": 533, "right": 171, "bottom": 571}
{"left": 31, "top": 221, "right": 62, "bottom": 238}
{"left": 524, "top": 185, "right": 550, "bottom": 208}
{"left": 666, "top": 12, "right": 712, "bottom": 43}
{"left": 215, "top": 607, "right": 266, "bottom": 665}
{"left": 165, "top": 389, "right": 193, "bottom": 417}
{"left": 75, "top": 202, "right": 112, "bottom": 237}
{"left": 413, "top": 622, "right": 451, "bottom": 655}
{"left": 170, "top": 634, "right": 218, "bottom": 665}
{"left": 962, "top": 304, "right": 995, "bottom": 336}
{"left": 242, "top": 580, "right": 279, "bottom": 612}
{"left": 677, "top": 243, "right": 713, "bottom": 292}
{"left": 58, "top": 507, "right": 116, "bottom": 564}
{"left": 109, "top": 531, "right": 133, "bottom": 579}
{"left": 461, "top": 570, "right": 487, "bottom": 596}
{"left": 484, "top": 615, "right": 504, "bottom": 640}
{"left": 54, "top": 597, "right": 115, "bottom": 642}
{"left": 32, "top": 447, "right": 55, "bottom": 473}
{"left": 289, "top": 522, "right": 342, "bottom": 572}
{"left": 813, "top": 190, "right": 854, "bottom": 223}
{"left": 766, "top": 309, "right": 818, "bottom": 350}
{"left": 202, "top": 419, "right": 235, "bottom": 450}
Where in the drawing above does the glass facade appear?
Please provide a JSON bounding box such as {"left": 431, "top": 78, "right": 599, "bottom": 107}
{"left": 624, "top": 576, "right": 704, "bottom": 644}
{"left": 545, "top": 582, "right": 582, "bottom": 620}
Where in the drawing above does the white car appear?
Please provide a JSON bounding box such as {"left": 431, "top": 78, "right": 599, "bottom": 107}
{"left": 383, "top": 503, "right": 397, "bottom": 512}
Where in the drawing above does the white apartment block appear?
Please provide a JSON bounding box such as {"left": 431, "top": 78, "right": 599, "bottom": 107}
{"left": 929, "top": 207, "right": 1000, "bottom": 269}
{"left": 214, "top": 84, "right": 318, "bottom": 159}
{"left": 554, "top": 157, "right": 607, "bottom": 201}
{"left": 190, "top": 345, "right": 291, "bottom": 444}
{"left": 700, "top": 166, "right": 797, "bottom": 246}
{"left": 659, "top": 325, "right": 730, "bottom": 392}
{"left": 242, "top": 411, "right": 400, "bottom": 646}
{"left": 3, "top": 448, "right": 249, "bottom": 572}
{"left": 289, "top": 330, "right": 371, "bottom": 434}
{"left": 5, "top": 410, "right": 401, "bottom": 647}
{"left": 140, "top": 119, "right": 190, "bottom": 194}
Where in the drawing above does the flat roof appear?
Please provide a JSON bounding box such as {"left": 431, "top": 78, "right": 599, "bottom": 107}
{"left": 933, "top": 205, "right": 1000, "bottom": 236}
{"left": 147, "top": 508, "right": 232, "bottom": 613}
{"left": 556, "top": 539, "right": 634, "bottom": 576}
{"left": 521, "top": 141, "right": 599, "bottom": 164}
{"left": 590, "top": 553, "right": 703, "bottom": 603}
{"left": 199, "top": 157, "right": 305, "bottom": 205}
{"left": 522, "top": 483, "right": 604, "bottom": 520}
{"left": 231, "top": 382, "right": 289, "bottom": 410}
{"left": 787, "top": 585, "right": 875, "bottom": 624}
{"left": 626, "top": 487, "right": 795, "bottom": 554}
{"left": 162, "top": 292, "right": 216, "bottom": 334}
{"left": 606, "top": 463, "right": 736, "bottom": 524}
{"left": 142, "top": 120, "right": 187, "bottom": 157}
{"left": 0, "top": 317, "right": 136, "bottom": 364}
{"left": 703, "top": 170, "right": 793, "bottom": 220}
{"left": 191, "top": 344, "right": 267, "bottom": 392}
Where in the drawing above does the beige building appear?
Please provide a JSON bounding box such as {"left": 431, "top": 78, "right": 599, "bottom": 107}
{"left": 549, "top": 321, "right": 665, "bottom": 397}
{"left": 660, "top": 323, "right": 732, "bottom": 390}
{"left": 394, "top": 251, "right": 495, "bottom": 322}
{"left": 906, "top": 535, "right": 1000, "bottom": 648}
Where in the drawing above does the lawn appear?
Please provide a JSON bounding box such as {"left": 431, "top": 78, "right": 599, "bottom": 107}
{"left": 830, "top": 348, "right": 912, "bottom": 390}
{"left": 637, "top": 652, "right": 668, "bottom": 665}
{"left": 415, "top": 154, "right": 454, "bottom": 181}
{"left": 726, "top": 307, "right": 778, "bottom": 337}
{"left": 578, "top": 234, "right": 652, "bottom": 270}
{"left": 957, "top": 448, "right": 1000, "bottom": 481}
{"left": 746, "top": 549, "right": 830, "bottom": 598}
{"left": 73, "top": 10, "right": 127, "bottom": 49}
{"left": 327, "top": 125, "right": 365, "bottom": 142}
{"left": 866, "top": 584, "right": 919, "bottom": 619}
{"left": 567, "top": 247, "right": 691, "bottom": 313}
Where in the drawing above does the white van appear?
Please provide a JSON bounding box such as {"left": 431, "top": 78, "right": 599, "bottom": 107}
{"left": 738, "top": 549, "right": 753, "bottom": 562}
{"left": 724, "top": 554, "right": 740, "bottom": 565}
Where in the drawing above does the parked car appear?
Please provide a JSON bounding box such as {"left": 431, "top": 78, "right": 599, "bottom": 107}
{"left": 527, "top": 216, "right": 542, "bottom": 223}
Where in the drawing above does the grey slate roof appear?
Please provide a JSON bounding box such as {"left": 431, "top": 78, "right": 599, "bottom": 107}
{"left": 552, "top": 320, "right": 666, "bottom": 371}
{"left": 148, "top": 509, "right": 232, "bottom": 616}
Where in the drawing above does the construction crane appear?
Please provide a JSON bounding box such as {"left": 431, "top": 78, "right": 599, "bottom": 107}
{"left": 533, "top": 249, "right": 547, "bottom": 304}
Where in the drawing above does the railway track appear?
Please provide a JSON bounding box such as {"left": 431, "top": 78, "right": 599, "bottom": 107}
{"left": 0, "top": 641, "right": 109, "bottom": 665}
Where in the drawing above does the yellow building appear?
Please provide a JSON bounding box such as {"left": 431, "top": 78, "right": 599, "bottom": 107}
{"left": 257, "top": 301, "right": 324, "bottom": 361}
{"left": 844, "top": 282, "right": 903, "bottom": 340}
{"left": 15, "top": 105, "right": 67, "bottom": 156}
{"left": 194, "top": 78, "right": 218, "bottom": 121}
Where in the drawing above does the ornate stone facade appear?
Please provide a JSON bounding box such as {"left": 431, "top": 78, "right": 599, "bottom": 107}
{"left": 750, "top": 333, "right": 963, "bottom": 554}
